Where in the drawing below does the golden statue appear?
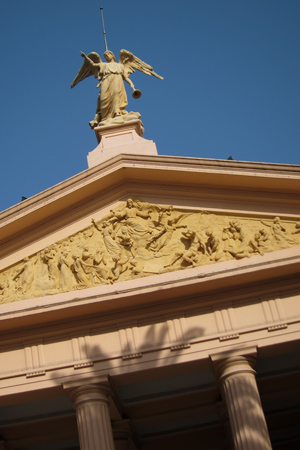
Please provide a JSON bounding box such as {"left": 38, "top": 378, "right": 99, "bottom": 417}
{"left": 71, "top": 49, "right": 163, "bottom": 128}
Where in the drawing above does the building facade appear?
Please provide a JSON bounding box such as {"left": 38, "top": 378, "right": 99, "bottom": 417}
{"left": 0, "top": 122, "right": 300, "bottom": 450}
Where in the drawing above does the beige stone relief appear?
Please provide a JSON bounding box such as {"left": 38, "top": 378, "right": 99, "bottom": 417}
{"left": 1, "top": 200, "right": 300, "bottom": 304}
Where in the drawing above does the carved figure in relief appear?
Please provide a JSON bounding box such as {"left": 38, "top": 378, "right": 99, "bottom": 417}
{"left": 80, "top": 247, "right": 99, "bottom": 281}
{"left": 71, "top": 255, "right": 91, "bottom": 288}
{"left": 292, "top": 222, "right": 300, "bottom": 235}
{"left": 181, "top": 229, "right": 206, "bottom": 267}
{"left": 110, "top": 199, "right": 152, "bottom": 239}
{"left": 134, "top": 199, "right": 154, "bottom": 214}
{"left": 147, "top": 207, "right": 172, "bottom": 251}
{"left": 111, "top": 253, "right": 129, "bottom": 281}
{"left": 92, "top": 219, "right": 122, "bottom": 257}
{"left": 255, "top": 229, "right": 274, "bottom": 252}
{"left": 92, "top": 250, "right": 111, "bottom": 282}
{"left": 225, "top": 220, "right": 263, "bottom": 258}
{"left": 148, "top": 207, "right": 188, "bottom": 254}
{"left": 81, "top": 248, "right": 94, "bottom": 265}
{"left": 71, "top": 49, "right": 163, "bottom": 128}
{"left": 12, "top": 257, "right": 37, "bottom": 295}
{"left": 221, "top": 227, "right": 235, "bottom": 256}
{"left": 58, "top": 251, "right": 72, "bottom": 291}
{"left": 117, "top": 226, "right": 136, "bottom": 252}
{"left": 261, "top": 217, "right": 297, "bottom": 247}
{"left": 42, "top": 246, "right": 59, "bottom": 281}
{"left": 206, "top": 229, "right": 225, "bottom": 261}
{"left": 130, "top": 258, "right": 145, "bottom": 276}
{"left": 81, "top": 250, "right": 111, "bottom": 284}
{"left": 111, "top": 198, "right": 152, "bottom": 244}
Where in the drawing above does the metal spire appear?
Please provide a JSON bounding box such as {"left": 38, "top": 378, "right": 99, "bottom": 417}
{"left": 100, "top": 7, "right": 108, "bottom": 52}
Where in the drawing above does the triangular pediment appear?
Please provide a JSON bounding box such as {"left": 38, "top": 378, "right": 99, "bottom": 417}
{"left": 1, "top": 199, "right": 299, "bottom": 304}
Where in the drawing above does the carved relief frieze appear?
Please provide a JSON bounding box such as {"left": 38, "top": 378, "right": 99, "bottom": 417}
{"left": 0, "top": 199, "right": 299, "bottom": 304}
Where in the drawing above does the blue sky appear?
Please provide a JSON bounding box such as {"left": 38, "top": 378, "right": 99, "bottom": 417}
{"left": 0, "top": 1, "right": 299, "bottom": 212}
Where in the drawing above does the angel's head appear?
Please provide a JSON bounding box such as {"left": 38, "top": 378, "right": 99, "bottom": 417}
{"left": 104, "top": 50, "right": 115, "bottom": 62}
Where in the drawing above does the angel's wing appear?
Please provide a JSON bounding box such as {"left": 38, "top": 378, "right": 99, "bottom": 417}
{"left": 71, "top": 52, "right": 101, "bottom": 88}
{"left": 119, "top": 49, "right": 163, "bottom": 80}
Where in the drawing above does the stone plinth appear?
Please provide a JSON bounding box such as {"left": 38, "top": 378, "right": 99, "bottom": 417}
{"left": 87, "top": 120, "right": 158, "bottom": 168}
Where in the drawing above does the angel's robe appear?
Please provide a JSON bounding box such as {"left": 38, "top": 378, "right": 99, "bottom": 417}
{"left": 96, "top": 62, "right": 128, "bottom": 121}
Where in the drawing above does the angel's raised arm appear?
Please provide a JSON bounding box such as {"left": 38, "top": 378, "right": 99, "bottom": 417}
{"left": 71, "top": 52, "right": 101, "bottom": 89}
{"left": 81, "top": 51, "right": 98, "bottom": 67}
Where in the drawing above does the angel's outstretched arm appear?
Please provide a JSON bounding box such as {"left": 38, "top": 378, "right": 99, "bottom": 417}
{"left": 81, "top": 51, "right": 97, "bottom": 68}
{"left": 71, "top": 51, "right": 101, "bottom": 88}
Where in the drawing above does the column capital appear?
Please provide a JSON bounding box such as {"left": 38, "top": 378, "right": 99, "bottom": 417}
{"left": 210, "top": 346, "right": 257, "bottom": 382}
{"left": 68, "top": 384, "right": 111, "bottom": 409}
{"left": 62, "top": 375, "right": 110, "bottom": 392}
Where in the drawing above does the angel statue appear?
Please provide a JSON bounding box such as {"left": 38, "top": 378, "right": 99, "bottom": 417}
{"left": 71, "top": 49, "right": 163, "bottom": 129}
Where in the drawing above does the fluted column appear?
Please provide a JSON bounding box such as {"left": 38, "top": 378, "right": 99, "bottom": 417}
{"left": 211, "top": 349, "right": 272, "bottom": 450}
{"left": 69, "top": 384, "right": 115, "bottom": 450}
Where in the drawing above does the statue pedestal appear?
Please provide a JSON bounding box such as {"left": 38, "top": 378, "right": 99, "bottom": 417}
{"left": 87, "top": 120, "right": 158, "bottom": 168}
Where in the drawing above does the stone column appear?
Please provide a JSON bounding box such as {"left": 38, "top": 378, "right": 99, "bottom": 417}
{"left": 211, "top": 348, "right": 272, "bottom": 450}
{"left": 68, "top": 384, "right": 115, "bottom": 450}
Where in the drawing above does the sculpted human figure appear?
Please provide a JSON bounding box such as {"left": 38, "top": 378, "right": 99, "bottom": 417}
{"left": 58, "top": 251, "right": 72, "bottom": 291}
{"left": 134, "top": 199, "right": 155, "bottom": 219}
{"left": 110, "top": 199, "right": 152, "bottom": 239}
{"left": 92, "top": 218, "right": 122, "bottom": 257}
{"left": 71, "top": 255, "right": 91, "bottom": 288}
{"left": 117, "top": 226, "right": 136, "bottom": 255}
{"left": 130, "top": 258, "right": 145, "bottom": 276}
{"left": 80, "top": 252, "right": 110, "bottom": 284}
{"left": 255, "top": 228, "right": 274, "bottom": 252}
{"left": 261, "top": 217, "right": 297, "bottom": 247}
{"left": 292, "top": 222, "right": 300, "bottom": 235}
{"left": 71, "top": 49, "right": 163, "bottom": 128}
{"left": 81, "top": 247, "right": 94, "bottom": 265}
{"left": 205, "top": 229, "right": 225, "bottom": 261}
{"left": 92, "top": 250, "right": 111, "bottom": 282}
{"left": 164, "top": 227, "right": 206, "bottom": 269}
{"left": 227, "top": 220, "right": 263, "bottom": 258}
{"left": 222, "top": 224, "right": 239, "bottom": 256}
{"left": 181, "top": 229, "right": 206, "bottom": 267}
{"left": 147, "top": 207, "right": 173, "bottom": 252}
{"left": 111, "top": 253, "right": 129, "bottom": 282}
{"left": 42, "top": 246, "right": 59, "bottom": 281}
{"left": 13, "top": 257, "right": 36, "bottom": 295}
{"left": 78, "top": 247, "right": 101, "bottom": 282}
{"left": 148, "top": 208, "right": 187, "bottom": 254}
{"left": 113, "top": 199, "right": 150, "bottom": 221}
